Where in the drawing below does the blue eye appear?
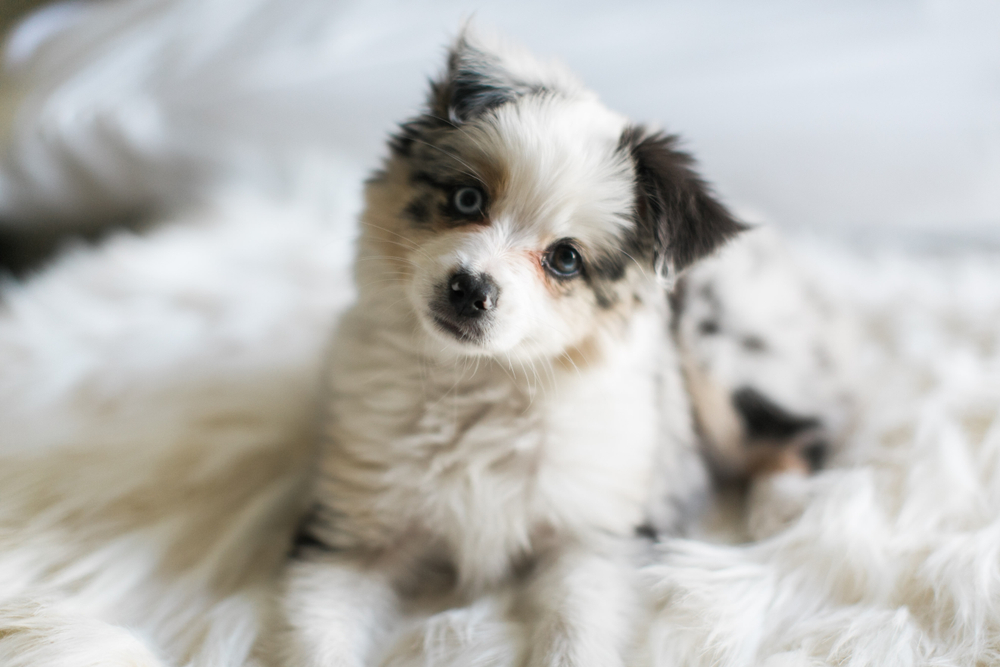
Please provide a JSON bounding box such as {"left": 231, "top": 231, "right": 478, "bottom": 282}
{"left": 546, "top": 243, "right": 582, "bottom": 277}
{"left": 453, "top": 187, "right": 484, "bottom": 215}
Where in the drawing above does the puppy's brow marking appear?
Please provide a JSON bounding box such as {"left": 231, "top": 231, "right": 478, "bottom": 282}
{"left": 408, "top": 136, "right": 486, "bottom": 183}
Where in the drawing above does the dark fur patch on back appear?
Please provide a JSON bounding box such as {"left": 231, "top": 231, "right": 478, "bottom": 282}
{"left": 732, "top": 387, "right": 821, "bottom": 441}
{"left": 620, "top": 126, "right": 747, "bottom": 279}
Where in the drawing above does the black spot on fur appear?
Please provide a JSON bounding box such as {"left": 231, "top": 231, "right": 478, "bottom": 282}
{"left": 620, "top": 126, "right": 748, "bottom": 278}
{"left": 802, "top": 438, "right": 829, "bottom": 472}
{"left": 389, "top": 101, "right": 456, "bottom": 159}
{"left": 583, "top": 250, "right": 630, "bottom": 309}
{"left": 741, "top": 335, "right": 767, "bottom": 352}
{"left": 635, "top": 523, "right": 658, "bottom": 540}
{"left": 698, "top": 282, "right": 720, "bottom": 307}
{"left": 410, "top": 170, "right": 450, "bottom": 189}
{"left": 590, "top": 286, "right": 617, "bottom": 310}
{"left": 588, "top": 251, "right": 628, "bottom": 283}
{"left": 732, "top": 387, "right": 821, "bottom": 441}
{"left": 699, "top": 320, "right": 720, "bottom": 335}
{"left": 405, "top": 196, "right": 432, "bottom": 225}
{"left": 390, "top": 114, "right": 447, "bottom": 157}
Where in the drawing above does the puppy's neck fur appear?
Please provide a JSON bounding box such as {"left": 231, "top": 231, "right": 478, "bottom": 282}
{"left": 311, "top": 268, "right": 688, "bottom": 590}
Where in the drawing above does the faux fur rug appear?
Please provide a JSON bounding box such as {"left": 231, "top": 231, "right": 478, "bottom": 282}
{"left": 2, "top": 2, "right": 999, "bottom": 665}
{"left": 1, "top": 183, "right": 998, "bottom": 666}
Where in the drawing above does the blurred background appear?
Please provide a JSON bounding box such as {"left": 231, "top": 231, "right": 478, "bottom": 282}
{"left": 0, "top": 0, "right": 998, "bottom": 274}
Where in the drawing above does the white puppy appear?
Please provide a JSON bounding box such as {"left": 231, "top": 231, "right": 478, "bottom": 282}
{"left": 276, "top": 32, "right": 765, "bottom": 667}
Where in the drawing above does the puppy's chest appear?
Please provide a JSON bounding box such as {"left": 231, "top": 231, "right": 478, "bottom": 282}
{"left": 322, "top": 358, "right": 661, "bottom": 557}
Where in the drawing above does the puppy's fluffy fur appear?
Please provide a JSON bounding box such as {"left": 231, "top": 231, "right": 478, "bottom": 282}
{"left": 277, "top": 33, "right": 835, "bottom": 667}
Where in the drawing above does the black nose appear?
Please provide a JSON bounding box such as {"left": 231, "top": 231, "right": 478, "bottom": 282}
{"left": 447, "top": 271, "right": 499, "bottom": 320}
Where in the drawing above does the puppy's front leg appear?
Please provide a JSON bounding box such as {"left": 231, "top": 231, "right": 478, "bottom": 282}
{"left": 280, "top": 552, "right": 399, "bottom": 667}
{"left": 521, "top": 543, "right": 639, "bottom": 667}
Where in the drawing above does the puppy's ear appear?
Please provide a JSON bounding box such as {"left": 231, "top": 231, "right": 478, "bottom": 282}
{"left": 430, "top": 33, "right": 538, "bottom": 123}
{"left": 622, "top": 126, "right": 747, "bottom": 282}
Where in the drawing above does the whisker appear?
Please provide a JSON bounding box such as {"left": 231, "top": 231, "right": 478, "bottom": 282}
{"left": 356, "top": 226, "right": 436, "bottom": 264}
{"left": 407, "top": 136, "right": 485, "bottom": 183}
{"left": 618, "top": 249, "right": 649, "bottom": 280}
{"left": 418, "top": 113, "right": 462, "bottom": 131}
{"left": 358, "top": 221, "right": 424, "bottom": 250}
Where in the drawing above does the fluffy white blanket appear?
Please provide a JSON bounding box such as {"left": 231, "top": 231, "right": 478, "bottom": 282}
{"left": 2, "top": 186, "right": 998, "bottom": 666}
{"left": 1, "top": 2, "right": 998, "bottom": 665}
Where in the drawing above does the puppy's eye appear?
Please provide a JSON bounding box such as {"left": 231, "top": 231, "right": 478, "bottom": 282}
{"left": 453, "top": 187, "right": 484, "bottom": 216}
{"left": 545, "top": 243, "right": 583, "bottom": 278}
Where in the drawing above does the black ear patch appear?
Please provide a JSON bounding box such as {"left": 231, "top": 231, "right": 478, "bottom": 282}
{"left": 431, "top": 36, "right": 542, "bottom": 123}
{"left": 621, "top": 126, "right": 747, "bottom": 279}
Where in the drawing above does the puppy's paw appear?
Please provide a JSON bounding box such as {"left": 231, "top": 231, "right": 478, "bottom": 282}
{"left": 277, "top": 555, "right": 402, "bottom": 667}
{"left": 523, "top": 631, "right": 625, "bottom": 667}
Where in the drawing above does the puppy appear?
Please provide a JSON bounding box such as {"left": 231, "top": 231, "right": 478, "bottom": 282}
{"left": 278, "top": 32, "right": 839, "bottom": 667}
{"left": 675, "top": 226, "right": 857, "bottom": 485}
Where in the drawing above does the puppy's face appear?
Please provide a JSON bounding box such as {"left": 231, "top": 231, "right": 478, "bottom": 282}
{"left": 373, "top": 97, "right": 638, "bottom": 361}
{"left": 359, "top": 35, "right": 744, "bottom": 363}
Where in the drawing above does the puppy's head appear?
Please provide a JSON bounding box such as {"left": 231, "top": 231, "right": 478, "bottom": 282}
{"left": 359, "top": 32, "right": 745, "bottom": 362}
